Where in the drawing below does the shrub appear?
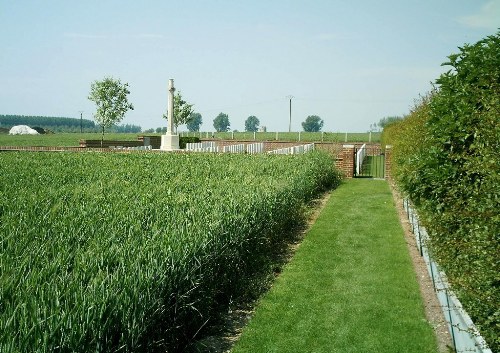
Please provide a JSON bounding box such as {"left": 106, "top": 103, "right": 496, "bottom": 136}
{"left": 179, "top": 136, "right": 200, "bottom": 149}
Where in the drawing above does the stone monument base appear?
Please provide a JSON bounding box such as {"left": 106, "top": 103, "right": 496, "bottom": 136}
{"left": 160, "top": 134, "right": 180, "bottom": 151}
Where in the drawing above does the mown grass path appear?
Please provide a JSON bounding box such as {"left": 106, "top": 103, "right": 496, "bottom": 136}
{"left": 231, "top": 179, "right": 438, "bottom": 353}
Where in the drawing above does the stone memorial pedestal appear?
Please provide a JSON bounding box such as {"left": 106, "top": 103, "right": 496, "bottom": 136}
{"left": 160, "top": 133, "right": 179, "bottom": 151}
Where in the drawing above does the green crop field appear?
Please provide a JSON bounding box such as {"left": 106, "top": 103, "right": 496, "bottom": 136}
{"left": 0, "top": 151, "right": 341, "bottom": 352}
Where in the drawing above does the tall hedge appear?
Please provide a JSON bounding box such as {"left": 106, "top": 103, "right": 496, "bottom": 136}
{"left": 383, "top": 32, "right": 499, "bottom": 352}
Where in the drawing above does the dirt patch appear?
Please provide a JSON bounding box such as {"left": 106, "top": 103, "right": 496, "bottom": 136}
{"left": 389, "top": 183, "right": 454, "bottom": 353}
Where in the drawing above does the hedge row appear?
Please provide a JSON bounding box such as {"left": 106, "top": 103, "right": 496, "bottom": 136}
{"left": 383, "top": 32, "right": 499, "bottom": 352}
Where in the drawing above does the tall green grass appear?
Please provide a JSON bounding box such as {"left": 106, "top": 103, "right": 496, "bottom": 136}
{"left": 0, "top": 151, "right": 341, "bottom": 352}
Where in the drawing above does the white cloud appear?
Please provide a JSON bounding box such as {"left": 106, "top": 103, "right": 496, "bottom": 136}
{"left": 458, "top": 0, "right": 500, "bottom": 30}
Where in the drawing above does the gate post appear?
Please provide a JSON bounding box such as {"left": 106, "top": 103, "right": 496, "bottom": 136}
{"left": 384, "top": 145, "right": 392, "bottom": 180}
{"left": 341, "top": 144, "right": 355, "bottom": 178}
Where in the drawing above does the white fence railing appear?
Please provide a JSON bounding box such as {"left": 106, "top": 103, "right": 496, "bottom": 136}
{"left": 403, "top": 199, "right": 493, "bottom": 353}
{"left": 356, "top": 143, "right": 366, "bottom": 175}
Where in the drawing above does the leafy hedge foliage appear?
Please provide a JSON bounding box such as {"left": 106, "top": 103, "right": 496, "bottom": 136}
{"left": 383, "top": 32, "right": 499, "bottom": 351}
{"left": 0, "top": 151, "right": 341, "bottom": 352}
{"left": 179, "top": 136, "right": 201, "bottom": 149}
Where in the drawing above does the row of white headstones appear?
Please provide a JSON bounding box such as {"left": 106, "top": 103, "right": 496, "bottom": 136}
{"left": 185, "top": 141, "right": 315, "bottom": 155}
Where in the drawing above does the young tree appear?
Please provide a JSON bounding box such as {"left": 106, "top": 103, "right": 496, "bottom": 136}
{"left": 88, "top": 77, "right": 134, "bottom": 146}
{"left": 244, "top": 115, "right": 260, "bottom": 132}
{"left": 163, "top": 91, "right": 194, "bottom": 132}
{"left": 186, "top": 112, "right": 202, "bottom": 132}
{"left": 301, "top": 115, "right": 324, "bottom": 132}
{"left": 213, "top": 112, "right": 230, "bottom": 132}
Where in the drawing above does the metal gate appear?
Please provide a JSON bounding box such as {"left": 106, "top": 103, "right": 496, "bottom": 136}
{"left": 354, "top": 144, "right": 385, "bottom": 178}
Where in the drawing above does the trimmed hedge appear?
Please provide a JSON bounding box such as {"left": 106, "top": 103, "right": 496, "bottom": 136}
{"left": 383, "top": 31, "right": 499, "bottom": 352}
{"left": 179, "top": 136, "right": 200, "bottom": 149}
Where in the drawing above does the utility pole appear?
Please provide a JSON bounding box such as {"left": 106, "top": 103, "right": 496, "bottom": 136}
{"left": 78, "top": 111, "right": 84, "bottom": 133}
{"left": 286, "top": 95, "right": 294, "bottom": 132}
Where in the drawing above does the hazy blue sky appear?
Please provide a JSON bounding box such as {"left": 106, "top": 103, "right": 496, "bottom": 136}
{"left": 1, "top": 1, "right": 498, "bottom": 132}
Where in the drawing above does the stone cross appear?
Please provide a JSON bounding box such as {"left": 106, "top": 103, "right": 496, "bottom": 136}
{"left": 167, "top": 78, "right": 175, "bottom": 134}
{"left": 160, "top": 78, "right": 180, "bottom": 151}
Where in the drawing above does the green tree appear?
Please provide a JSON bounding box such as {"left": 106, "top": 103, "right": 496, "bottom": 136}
{"left": 88, "top": 77, "right": 134, "bottom": 146}
{"left": 213, "top": 112, "right": 230, "bottom": 132}
{"left": 163, "top": 91, "right": 194, "bottom": 132}
{"left": 186, "top": 112, "right": 202, "bottom": 132}
{"left": 301, "top": 115, "right": 324, "bottom": 132}
{"left": 244, "top": 115, "right": 260, "bottom": 132}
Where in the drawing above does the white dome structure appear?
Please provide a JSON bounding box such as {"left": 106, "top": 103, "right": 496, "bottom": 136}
{"left": 9, "top": 125, "right": 39, "bottom": 135}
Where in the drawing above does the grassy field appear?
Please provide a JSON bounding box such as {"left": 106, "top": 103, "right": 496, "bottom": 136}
{"left": 0, "top": 151, "right": 341, "bottom": 352}
{"left": 231, "top": 179, "right": 438, "bottom": 353}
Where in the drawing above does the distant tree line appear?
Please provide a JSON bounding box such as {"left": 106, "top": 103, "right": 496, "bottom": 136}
{"left": 0, "top": 115, "right": 141, "bottom": 133}
{"left": 0, "top": 115, "right": 95, "bottom": 130}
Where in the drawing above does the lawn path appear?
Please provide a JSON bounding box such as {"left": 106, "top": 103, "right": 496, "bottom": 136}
{"left": 231, "top": 179, "right": 438, "bottom": 353}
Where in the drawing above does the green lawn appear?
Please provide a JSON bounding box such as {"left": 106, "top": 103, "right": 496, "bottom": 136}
{"left": 231, "top": 179, "right": 438, "bottom": 353}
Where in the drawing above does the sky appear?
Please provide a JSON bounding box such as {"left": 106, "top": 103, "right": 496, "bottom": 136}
{"left": 1, "top": 1, "right": 499, "bottom": 132}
